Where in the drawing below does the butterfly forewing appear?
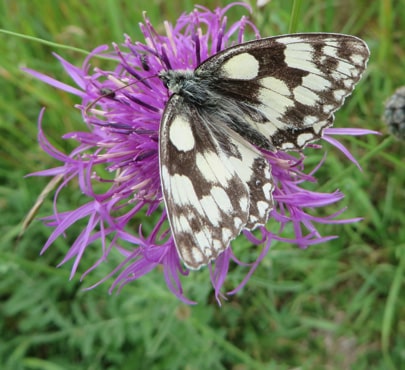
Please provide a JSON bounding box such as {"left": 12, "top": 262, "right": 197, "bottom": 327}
{"left": 159, "top": 33, "right": 369, "bottom": 269}
{"left": 197, "top": 33, "right": 370, "bottom": 150}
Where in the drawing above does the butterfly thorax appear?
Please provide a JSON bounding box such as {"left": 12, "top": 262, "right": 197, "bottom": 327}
{"left": 159, "top": 70, "right": 219, "bottom": 107}
{"left": 159, "top": 69, "right": 274, "bottom": 150}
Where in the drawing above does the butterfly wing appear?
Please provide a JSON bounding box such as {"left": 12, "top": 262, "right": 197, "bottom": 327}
{"left": 159, "top": 95, "right": 273, "bottom": 269}
{"left": 196, "top": 33, "right": 370, "bottom": 150}
{"left": 159, "top": 33, "right": 369, "bottom": 269}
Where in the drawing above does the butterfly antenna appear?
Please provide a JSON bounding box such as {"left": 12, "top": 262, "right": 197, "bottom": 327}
{"left": 85, "top": 74, "right": 158, "bottom": 114}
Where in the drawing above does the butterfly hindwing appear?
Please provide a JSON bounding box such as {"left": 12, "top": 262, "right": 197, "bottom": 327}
{"left": 159, "top": 95, "right": 273, "bottom": 269}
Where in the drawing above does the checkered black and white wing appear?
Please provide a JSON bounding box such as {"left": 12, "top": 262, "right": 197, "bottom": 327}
{"left": 158, "top": 33, "right": 369, "bottom": 270}
{"left": 159, "top": 95, "right": 274, "bottom": 269}
{"left": 196, "top": 33, "right": 370, "bottom": 150}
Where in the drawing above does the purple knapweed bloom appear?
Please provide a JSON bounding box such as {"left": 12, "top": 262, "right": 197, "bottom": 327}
{"left": 24, "top": 3, "right": 376, "bottom": 304}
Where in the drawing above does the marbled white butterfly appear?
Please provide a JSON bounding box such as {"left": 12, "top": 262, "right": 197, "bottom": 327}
{"left": 158, "top": 33, "right": 369, "bottom": 269}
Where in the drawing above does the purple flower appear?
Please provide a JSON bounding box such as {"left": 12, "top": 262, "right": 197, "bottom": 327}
{"left": 24, "top": 3, "right": 377, "bottom": 304}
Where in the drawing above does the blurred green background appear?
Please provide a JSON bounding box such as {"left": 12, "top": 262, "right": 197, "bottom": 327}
{"left": 1, "top": 0, "right": 404, "bottom": 369}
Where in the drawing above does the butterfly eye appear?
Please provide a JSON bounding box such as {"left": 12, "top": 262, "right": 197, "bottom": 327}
{"left": 158, "top": 72, "right": 169, "bottom": 88}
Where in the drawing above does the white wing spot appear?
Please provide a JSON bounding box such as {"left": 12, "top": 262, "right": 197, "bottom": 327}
{"left": 313, "top": 120, "right": 327, "bottom": 134}
{"left": 212, "top": 239, "right": 223, "bottom": 251}
{"left": 229, "top": 149, "right": 256, "bottom": 183}
{"left": 174, "top": 215, "right": 192, "bottom": 233}
{"left": 343, "top": 78, "right": 354, "bottom": 89}
{"left": 234, "top": 217, "right": 243, "bottom": 229}
{"left": 262, "top": 183, "right": 273, "bottom": 200}
{"left": 161, "top": 165, "right": 170, "bottom": 190}
{"left": 330, "top": 70, "right": 343, "bottom": 81}
{"left": 301, "top": 74, "right": 331, "bottom": 92}
{"left": 293, "top": 85, "right": 319, "bottom": 106}
{"left": 222, "top": 228, "right": 233, "bottom": 242}
{"left": 169, "top": 116, "right": 195, "bottom": 152}
{"left": 195, "top": 229, "right": 212, "bottom": 252}
{"left": 281, "top": 141, "right": 296, "bottom": 150}
{"left": 200, "top": 195, "right": 221, "bottom": 227}
{"left": 257, "top": 201, "right": 270, "bottom": 218}
{"left": 283, "top": 44, "right": 320, "bottom": 74}
{"left": 333, "top": 89, "right": 347, "bottom": 101}
{"left": 323, "top": 105, "right": 335, "bottom": 114}
{"left": 350, "top": 53, "right": 366, "bottom": 64}
{"left": 170, "top": 174, "right": 204, "bottom": 214}
{"left": 239, "top": 196, "right": 249, "bottom": 211}
{"left": 221, "top": 53, "right": 259, "bottom": 80}
{"left": 297, "top": 133, "right": 315, "bottom": 147}
{"left": 259, "top": 88, "right": 293, "bottom": 118}
{"left": 259, "top": 77, "right": 290, "bottom": 96}
{"left": 249, "top": 215, "right": 258, "bottom": 224}
{"left": 210, "top": 186, "right": 233, "bottom": 214}
{"left": 203, "top": 247, "right": 213, "bottom": 258}
{"left": 336, "top": 60, "right": 357, "bottom": 77}
{"left": 303, "top": 115, "right": 318, "bottom": 125}
{"left": 191, "top": 247, "right": 204, "bottom": 264}
{"left": 323, "top": 45, "right": 339, "bottom": 58}
{"left": 196, "top": 151, "right": 233, "bottom": 184}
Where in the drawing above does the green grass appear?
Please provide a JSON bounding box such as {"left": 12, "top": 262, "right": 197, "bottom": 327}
{"left": 1, "top": 0, "right": 404, "bottom": 369}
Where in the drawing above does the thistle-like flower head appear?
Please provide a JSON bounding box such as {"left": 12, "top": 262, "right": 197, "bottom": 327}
{"left": 24, "top": 3, "right": 376, "bottom": 304}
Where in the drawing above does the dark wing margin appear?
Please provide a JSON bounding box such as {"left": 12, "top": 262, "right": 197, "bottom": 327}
{"left": 159, "top": 95, "right": 274, "bottom": 269}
